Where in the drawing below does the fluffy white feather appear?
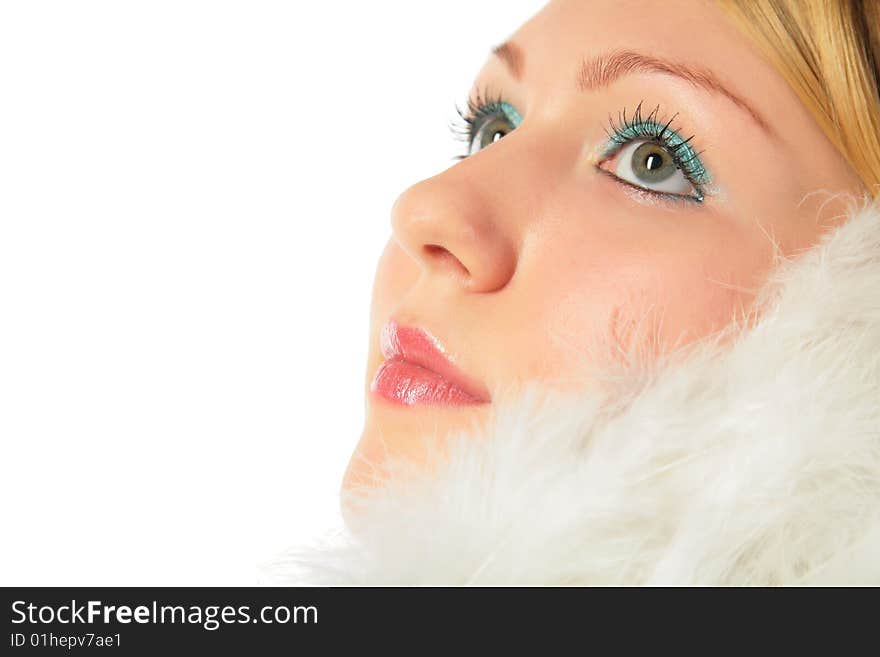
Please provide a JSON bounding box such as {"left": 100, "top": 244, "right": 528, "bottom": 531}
{"left": 268, "top": 196, "right": 880, "bottom": 585}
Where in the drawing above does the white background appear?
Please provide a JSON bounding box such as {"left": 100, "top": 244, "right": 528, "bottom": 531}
{"left": 0, "top": 1, "right": 546, "bottom": 584}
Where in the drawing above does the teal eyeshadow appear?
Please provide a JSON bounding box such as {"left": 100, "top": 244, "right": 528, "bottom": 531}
{"left": 601, "top": 120, "right": 712, "bottom": 187}
{"left": 494, "top": 101, "right": 522, "bottom": 129}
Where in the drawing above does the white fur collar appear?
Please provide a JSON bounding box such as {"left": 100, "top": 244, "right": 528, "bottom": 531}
{"left": 269, "top": 197, "right": 880, "bottom": 585}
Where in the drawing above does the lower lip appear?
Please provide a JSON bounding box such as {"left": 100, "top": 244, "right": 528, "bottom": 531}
{"left": 370, "top": 357, "right": 486, "bottom": 407}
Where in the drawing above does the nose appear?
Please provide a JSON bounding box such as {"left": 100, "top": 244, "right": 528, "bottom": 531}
{"left": 390, "top": 162, "right": 519, "bottom": 293}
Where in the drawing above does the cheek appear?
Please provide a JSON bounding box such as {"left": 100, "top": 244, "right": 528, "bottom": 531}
{"left": 544, "top": 258, "right": 760, "bottom": 380}
{"left": 643, "top": 257, "right": 760, "bottom": 346}
{"left": 517, "top": 205, "right": 773, "bottom": 381}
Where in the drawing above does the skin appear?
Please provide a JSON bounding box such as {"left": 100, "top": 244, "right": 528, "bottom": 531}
{"left": 342, "top": 0, "right": 865, "bottom": 493}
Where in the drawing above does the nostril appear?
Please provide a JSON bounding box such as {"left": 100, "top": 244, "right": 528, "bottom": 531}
{"left": 423, "top": 244, "right": 470, "bottom": 277}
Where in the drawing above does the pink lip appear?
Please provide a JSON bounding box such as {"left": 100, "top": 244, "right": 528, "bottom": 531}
{"left": 370, "top": 319, "right": 490, "bottom": 407}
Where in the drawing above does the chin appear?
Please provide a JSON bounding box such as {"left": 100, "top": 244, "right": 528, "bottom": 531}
{"left": 342, "top": 397, "right": 491, "bottom": 493}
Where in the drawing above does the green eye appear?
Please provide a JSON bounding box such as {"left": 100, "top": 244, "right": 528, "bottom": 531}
{"left": 631, "top": 142, "right": 677, "bottom": 183}
{"left": 470, "top": 114, "right": 516, "bottom": 154}
{"left": 604, "top": 139, "right": 697, "bottom": 197}
{"left": 598, "top": 102, "right": 712, "bottom": 203}
{"left": 454, "top": 98, "right": 522, "bottom": 158}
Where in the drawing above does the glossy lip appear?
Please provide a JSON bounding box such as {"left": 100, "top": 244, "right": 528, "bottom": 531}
{"left": 369, "top": 319, "right": 491, "bottom": 407}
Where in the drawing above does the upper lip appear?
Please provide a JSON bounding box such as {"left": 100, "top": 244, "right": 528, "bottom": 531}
{"left": 380, "top": 319, "right": 491, "bottom": 403}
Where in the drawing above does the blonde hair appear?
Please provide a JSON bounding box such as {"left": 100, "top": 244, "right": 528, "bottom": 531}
{"left": 717, "top": 0, "right": 880, "bottom": 197}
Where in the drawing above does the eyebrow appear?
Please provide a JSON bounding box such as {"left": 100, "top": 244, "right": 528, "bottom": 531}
{"left": 491, "top": 42, "right": 524, "bottom": 80}
{"left": 491, "top": 41, "right": 774, "bottom": 136}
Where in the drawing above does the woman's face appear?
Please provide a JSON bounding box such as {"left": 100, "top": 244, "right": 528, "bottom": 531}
{"left": 343, "top": 0, "right": 863, "bottom": 490}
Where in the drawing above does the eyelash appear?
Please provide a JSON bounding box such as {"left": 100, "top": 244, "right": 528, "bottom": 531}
{"left": 449, "top": 90, "right": 711, "bottom": 204}
{"left": 600, "top": 100, "right": 710, "bottom": 203}
{"left": 449, "top": 86, "right": 513, "bottom": 160}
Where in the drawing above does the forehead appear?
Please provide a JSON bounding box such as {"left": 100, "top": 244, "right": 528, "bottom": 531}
{"left": 500, "top": 0, "right": 782, "bottom": 103}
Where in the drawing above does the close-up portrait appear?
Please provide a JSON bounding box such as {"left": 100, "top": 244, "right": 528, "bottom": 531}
{"left": 277, "top": 0, "right": 880, "bottom": 586}
{"left": 2, "top": 0, "right": 879, "bottom": 603}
